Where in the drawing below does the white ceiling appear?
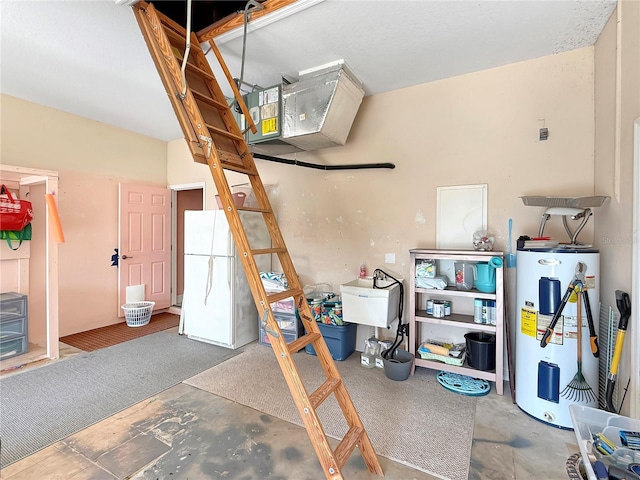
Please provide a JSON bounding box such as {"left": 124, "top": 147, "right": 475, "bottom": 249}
{"left": 1, "top": 0, "right": 617, "bottom": 143}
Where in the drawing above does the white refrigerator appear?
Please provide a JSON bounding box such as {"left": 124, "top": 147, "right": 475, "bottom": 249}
{"left": 180, "top": 209, "right": 271, "bottom": 349}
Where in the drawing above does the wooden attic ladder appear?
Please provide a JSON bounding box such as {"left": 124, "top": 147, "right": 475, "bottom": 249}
{"left": 132, "top": 3, "right": 383, "bottom": 479}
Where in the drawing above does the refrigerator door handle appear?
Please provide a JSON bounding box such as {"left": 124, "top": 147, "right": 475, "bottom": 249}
{"left": 205, "top": 255, "right": 215, "bottom": 305}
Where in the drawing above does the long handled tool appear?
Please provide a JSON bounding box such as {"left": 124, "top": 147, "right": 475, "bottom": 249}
{"left": 561, "top": 288, "right": 597, "bottom": 402}
{"left": 540, "top": 278, "right": 578, "bottom": 347}
{"left": 605, "top": 290, "right": 631, "bottom": 413}
{"left": 583, "top": 289, "right": 599, "bottom": 358}
{"left": 540, "top": 262, "right": 599, "bottom": 357}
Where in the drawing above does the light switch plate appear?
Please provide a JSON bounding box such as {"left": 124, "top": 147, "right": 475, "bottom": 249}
{"left": 385, "top": 253, "right": 396, "bottom": 264}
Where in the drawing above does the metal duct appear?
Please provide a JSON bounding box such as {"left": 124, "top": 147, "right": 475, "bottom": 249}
{"left": 281, "top": 63, "right": 364, "bottom": 151}
{"left": 239, "top": 62, "right": 365, "bottom": 154}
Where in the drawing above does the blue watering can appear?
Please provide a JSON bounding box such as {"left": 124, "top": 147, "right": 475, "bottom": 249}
{"left": 475, "top": 257, "right": 503, "bottom": 293}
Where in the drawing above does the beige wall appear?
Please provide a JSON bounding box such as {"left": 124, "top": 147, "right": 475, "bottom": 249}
{"left": 170, "top": 47, "right": 597, "bottom": 293}
{"left": 166, "top": 139, "right": 252, "bottom": 210}
{"left": 1, "top": 95, "right": 168, "bottom": 181}
{"left": 595, "top": 2, "right": 639, "bottom": 307}
{"left": 1, "top": 95, "right": 168, "bottom": 335}
{"left": 594, "top": 1, "right": 640, "bottom": 416}
{"left": 168, "top": 45, "right": 607, "bottom": 379}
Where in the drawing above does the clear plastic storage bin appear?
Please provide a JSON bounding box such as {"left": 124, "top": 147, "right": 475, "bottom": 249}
{"left": 570, "top": 404, "right": 640, "bottom": 480}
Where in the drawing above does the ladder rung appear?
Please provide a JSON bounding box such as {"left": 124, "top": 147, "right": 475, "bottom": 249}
{"left": 161, "top": 25, "right": 203, "bottom": 53}
{"left": 267, "top": 289, "right": 304, "bottom": 304}
{"left": 216, "top": 149, "right": 245, "bottom": 165}
{"left": 185, "top": 61, "right": 216, "bottom": 81}
{"left": 192, "top": 148, "right": 253, "bottom": 172}
{"left": 191, "top": 89, "right": 228, "bottom": 110}
{"left": 237, "top": 206, "right": 271, "bottom": 213}
{"left": 287, "top": 332, "right": 321, "bottom": 355}
{"left": 334, "top": 426, "right": 364, "bottom": 470}
{"left": 252, "top": 247, "right": 286, "bottom": 256}
{"left": 205, "top": 123, "right": 245, "bottom": 142}
{"left": 192, "top": 149, "right": 244, "bottom": 168}
{"left": 155, "top": 7, "right": 200, "bottom": 45}
{"left": 219, "top": 161, "right": 258, "bottom": 175}
{"left": 308, "top": 377, "right": 341, "bottom": 410}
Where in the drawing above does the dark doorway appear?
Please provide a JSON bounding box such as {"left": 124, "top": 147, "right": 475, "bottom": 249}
{"left": 153, "top": 1, "right": 256, "bottom": 32}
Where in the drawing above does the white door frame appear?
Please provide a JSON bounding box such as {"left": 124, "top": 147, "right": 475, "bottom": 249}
{"left": 632, "top": 117, "right": 640, "bottom": 418}
{"left": 169, "top": 182, "right": 206, "bottom": 307}
{"left": 0, "top": 165, "right": 59, "bottom": 360}
{"left": 22, "top": 175, "right": 59, "bottom": 359}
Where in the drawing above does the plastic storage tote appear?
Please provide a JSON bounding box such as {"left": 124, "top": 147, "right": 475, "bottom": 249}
{"left": 305, "top": 322, "right": 357, "bottom": 361}
{"left": 570, "top": 404, "right": 640, "bottom": 480}
{"left": 259, "top": 312, "right": 302, "bottom": 349}
{"left": 0, "top": 292, "right": 28, "bottom": 359}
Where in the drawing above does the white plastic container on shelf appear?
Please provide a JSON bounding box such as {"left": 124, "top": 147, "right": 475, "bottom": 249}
{"left": 340, "top": 277, "right": 400, "bottom": 328}
{"left": 570, "top": 404, "right": 640, "bottom": 480}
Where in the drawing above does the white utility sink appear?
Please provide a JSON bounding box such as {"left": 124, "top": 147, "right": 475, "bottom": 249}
{"left": 340, "top": 277, "right": 401, "bottom": 328}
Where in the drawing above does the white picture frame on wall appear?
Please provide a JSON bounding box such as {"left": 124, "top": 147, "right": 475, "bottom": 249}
{"left": 436, "top": 184, "right": 488, "bottom": 250}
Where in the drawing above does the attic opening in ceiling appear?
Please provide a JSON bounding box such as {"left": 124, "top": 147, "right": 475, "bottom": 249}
{"left": 153, "top": 1, "right": 262, "bottom": 33}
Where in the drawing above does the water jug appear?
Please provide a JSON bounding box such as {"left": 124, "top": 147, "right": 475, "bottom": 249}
{"left": 361, "top": 337, "right": 380, "bottom": 368}
{"left": 454, "top": 262, "right": 476, "bottom": 290}
{"left": 475, "top": 256, "right": 502, "bottom": 293}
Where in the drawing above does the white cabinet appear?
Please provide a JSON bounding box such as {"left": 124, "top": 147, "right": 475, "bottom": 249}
{"left": 409, "top": 249, "right": 504, "bottom": 395}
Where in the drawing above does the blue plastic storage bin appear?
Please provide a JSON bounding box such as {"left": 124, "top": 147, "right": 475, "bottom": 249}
{"left": 305, "top": 322, "right": 357, "bottom": 361}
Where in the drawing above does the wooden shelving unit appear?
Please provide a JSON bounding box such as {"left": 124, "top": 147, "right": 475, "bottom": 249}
{"left": 409, "top": 249, "right": 504, "bottom": 395}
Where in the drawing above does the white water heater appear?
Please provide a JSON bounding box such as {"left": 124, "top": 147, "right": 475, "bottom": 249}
{"left": 515, "top": 248, "right": 600, "bottom": 429}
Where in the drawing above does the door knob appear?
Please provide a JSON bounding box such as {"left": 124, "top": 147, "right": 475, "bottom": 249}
{"left": 122, "top": 255, "right": 133, "bottom": 259}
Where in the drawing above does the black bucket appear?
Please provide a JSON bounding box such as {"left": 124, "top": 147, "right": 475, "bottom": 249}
{"left": 464, "top": 332, "right": 496, "bottom": 371}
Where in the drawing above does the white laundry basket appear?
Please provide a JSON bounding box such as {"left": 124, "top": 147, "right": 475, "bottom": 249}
{"left": 121, "top": 301, "right": 155, "bottom": 327}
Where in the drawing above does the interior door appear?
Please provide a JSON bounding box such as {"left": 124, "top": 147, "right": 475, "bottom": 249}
{"left": 118, "top": 183, "right": 171, "bottom": 314}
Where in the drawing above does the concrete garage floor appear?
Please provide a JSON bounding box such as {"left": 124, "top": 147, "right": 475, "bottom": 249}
{"left": 1, "top": 354, "right": 579, "bottom": 480}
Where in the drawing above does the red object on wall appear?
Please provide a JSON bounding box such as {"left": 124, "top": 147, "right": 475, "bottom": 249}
{"left": 0, "top": 184, "right": 33, "bottom": 231}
